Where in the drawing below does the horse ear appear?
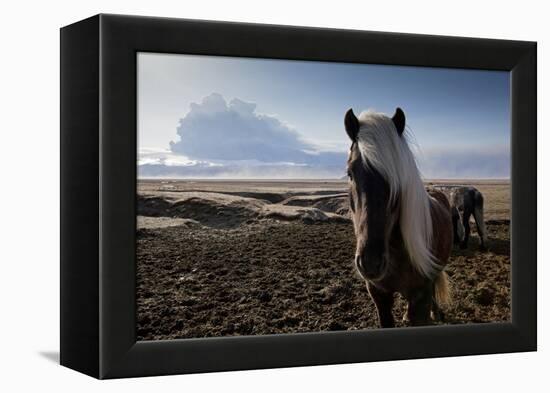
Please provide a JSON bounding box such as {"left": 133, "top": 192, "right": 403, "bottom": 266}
{"left": 392, "top": 107, "right": 405, "bottom": 136}
{"left": 345, "top": 109, "right": 359, "bottom": 142}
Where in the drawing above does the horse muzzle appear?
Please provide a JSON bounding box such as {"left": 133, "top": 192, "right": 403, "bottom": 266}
{"left": 355, "top": 253, "right": 386, "bottom": 281}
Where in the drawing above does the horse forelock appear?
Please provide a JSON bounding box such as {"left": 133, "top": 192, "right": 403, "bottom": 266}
{"left": 355, "top": 110, "right": 440, "bottom": 278}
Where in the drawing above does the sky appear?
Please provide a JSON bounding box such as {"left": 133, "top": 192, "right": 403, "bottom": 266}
{"left": 138, "top": 52, "right": 510, "bottom": 179}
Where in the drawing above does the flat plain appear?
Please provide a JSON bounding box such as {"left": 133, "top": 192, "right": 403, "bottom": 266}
{"left": 136, "top": 179, "right": 510, "bottom": 340}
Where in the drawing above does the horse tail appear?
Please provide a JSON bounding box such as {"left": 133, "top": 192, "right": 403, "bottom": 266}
{"left": 434, "top": 271, "right": 451, "bottom": 306}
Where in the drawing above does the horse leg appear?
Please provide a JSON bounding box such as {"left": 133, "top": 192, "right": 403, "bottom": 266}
{"left": 460, "top": 210, "right": 471, "bottom": 249}
{"left": 473, "top": 196, "right": 488, "bottom": 251}
{"left": 431, "top": 272, "right": 451, "bottom": 322}
{"left": 452, "top": 212, "right": 460, "bottom": 244}
{"left": 367, "top": 282, "right": 395, "bottom": 328}
{"left": 431, "top": 280, "right": 445, "bottom": 323}
{"left": 431, "top": 299, "right": 445, "bottom": 322}
{"left": 406, "top": 286, "right": 433, "bottom": 326}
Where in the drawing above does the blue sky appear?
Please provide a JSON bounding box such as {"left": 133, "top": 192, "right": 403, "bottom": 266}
{"left": 138, "top": 52, "right": 510, "bottom": 179}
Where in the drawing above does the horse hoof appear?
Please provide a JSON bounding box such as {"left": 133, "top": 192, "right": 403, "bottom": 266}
{"left": 479, "top": 245, "right": 488, "bottom": 252}
{"left": 402, "top": 313, "right": 410, "bottom": 324}
{"left": 431, "top": 310, "right": 446, "bottom": 323}
{"left": 460, "top": 243, "right": 467, "bottom": 250}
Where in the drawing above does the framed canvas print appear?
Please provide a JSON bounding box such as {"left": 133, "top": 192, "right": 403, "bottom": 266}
{"left": 60, "top": 14, "right": 537, "bottom": 379}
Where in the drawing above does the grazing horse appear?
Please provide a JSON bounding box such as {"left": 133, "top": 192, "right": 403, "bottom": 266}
{"left": 449, "top": 186, "right": 488, "bottom": 250}
{"left": 344, "top": 107, "right": 453, "bottom": 327}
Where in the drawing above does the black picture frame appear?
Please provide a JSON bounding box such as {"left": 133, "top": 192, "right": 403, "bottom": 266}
{"left": 60, "top": 14, "right": 537, "bottom": 379}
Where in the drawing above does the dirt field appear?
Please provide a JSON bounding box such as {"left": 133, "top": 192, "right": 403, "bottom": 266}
{"left": 136, "top": 179, "right": 510, "bottom": 341}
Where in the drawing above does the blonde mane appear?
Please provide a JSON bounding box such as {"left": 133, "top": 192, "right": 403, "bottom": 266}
{"left": 356, "top": 110, "right": 439, "bottom": 277}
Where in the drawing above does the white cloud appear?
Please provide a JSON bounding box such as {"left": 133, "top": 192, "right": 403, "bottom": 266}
{"left": 169, "top": 93, "right": 344, "bottom": 164}
{"left": 138, "top": 94, "right": 509, "bottom": 180}
{"left": 138, "top": 147, "right": 347, "bottom": 179}
{"left": 138, "top": 148, "right": 221, "bottom": 167}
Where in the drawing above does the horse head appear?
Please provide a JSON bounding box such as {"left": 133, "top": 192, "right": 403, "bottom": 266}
{"left": 344, "top": 108, "right": 406, "bottom": 281}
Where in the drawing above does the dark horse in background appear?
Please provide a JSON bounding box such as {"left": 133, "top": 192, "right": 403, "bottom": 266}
{"left": 450, "top": 186, "right": 488, "bottom": 250}
{"left": 344, "top": 107, "right": 453, "bottom": 327}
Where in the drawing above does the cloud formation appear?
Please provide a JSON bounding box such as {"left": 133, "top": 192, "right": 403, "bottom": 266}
{"left": 138, "top": 161, "right": 344, "bottom": 179}
{"left": 138, "top": 94, "right": 509, "bottom": 180}
{"left": 170, "top": 93, "right": 318, "bottom": 163}
{"left": 138, "top": 144, "right": 510, "bottom": 179}
{"left": 138, "top": 147, "right": 347, "bottom": 179}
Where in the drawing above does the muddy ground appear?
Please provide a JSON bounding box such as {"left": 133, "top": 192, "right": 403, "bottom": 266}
{"left": 136, "top": 180, "right": 510, "bottom": 341}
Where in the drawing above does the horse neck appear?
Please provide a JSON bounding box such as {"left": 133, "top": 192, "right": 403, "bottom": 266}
{"left": 395, "top": 173, "right": 440, "bottom": 277}
{"left": 427, "top": 190, "right": 453, "bottom": 265}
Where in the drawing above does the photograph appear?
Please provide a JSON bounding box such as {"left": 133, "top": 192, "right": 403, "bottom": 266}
{"left": 136, "top": 52, "right": 511, "bottom": 341}
{"left": 0, "top": 0, "right": 541, "bottom": 387}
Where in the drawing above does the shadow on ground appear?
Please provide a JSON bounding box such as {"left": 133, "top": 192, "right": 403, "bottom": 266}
{"left": 38, "top": 351, "right": 59, "bottom": 364}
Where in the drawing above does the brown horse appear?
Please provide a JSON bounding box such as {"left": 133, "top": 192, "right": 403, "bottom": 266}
{"left": 344, "top": 107, "right": 453, "bottom": 327}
